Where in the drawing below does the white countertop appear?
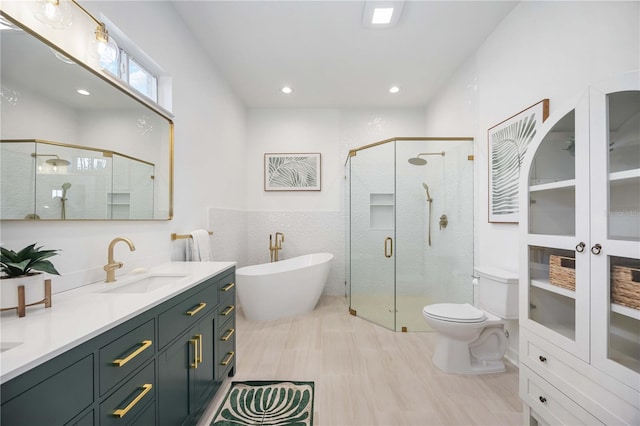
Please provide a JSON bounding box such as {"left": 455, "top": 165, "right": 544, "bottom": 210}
{"left": 0, "top": 261, "right": 235, "bottom": 384}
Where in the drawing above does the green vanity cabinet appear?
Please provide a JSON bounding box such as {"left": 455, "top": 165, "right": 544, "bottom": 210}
{"left": 0, "top": 266, "right": 236, "bottom": 426}
{"left": 157, "top": 309, "right": 216, "bottom": 425}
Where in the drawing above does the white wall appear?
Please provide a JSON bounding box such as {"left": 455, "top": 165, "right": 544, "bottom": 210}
{"left": 424, "top": 0, "right": 639, "bottom": 361}
{"left": 0, "top": 1, "right": 247, "bottom": 292}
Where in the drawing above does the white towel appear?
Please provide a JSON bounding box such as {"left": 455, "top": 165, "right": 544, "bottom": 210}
{"left": 186, "top": 229, "right": 212, "bottom": 261}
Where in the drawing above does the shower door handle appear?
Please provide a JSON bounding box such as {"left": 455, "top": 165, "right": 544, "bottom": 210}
{"left": 384, "top": 237, "right": 393, "bottom": 258}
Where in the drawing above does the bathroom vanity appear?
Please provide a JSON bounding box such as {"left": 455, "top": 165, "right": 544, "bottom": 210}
{"left": 0, "top": 262, "right": 236, "bottom": 425}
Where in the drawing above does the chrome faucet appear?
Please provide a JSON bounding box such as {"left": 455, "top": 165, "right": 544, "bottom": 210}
{"left": 269, "top": 232, "right": 285, "bottom": 262}
{"left": 104, "top": 237, "right": 136, "bottom": 283}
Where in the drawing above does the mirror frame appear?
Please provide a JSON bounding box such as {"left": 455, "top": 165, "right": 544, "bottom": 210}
{"left": 0, "top": 11, "right": 174, "bottom": 221}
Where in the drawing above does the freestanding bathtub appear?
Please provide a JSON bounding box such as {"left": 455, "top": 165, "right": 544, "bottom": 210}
{"left": 236, "top": 253, "right": 333, "bottom": 321}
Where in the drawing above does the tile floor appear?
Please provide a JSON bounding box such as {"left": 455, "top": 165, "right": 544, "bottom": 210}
{"left": 198, "top": 295, "right": 523, "bottom": 426}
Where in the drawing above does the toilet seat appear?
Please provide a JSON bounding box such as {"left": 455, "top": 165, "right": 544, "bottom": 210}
{"left": 423, "top": 303, "right": 486, "bottom": 323}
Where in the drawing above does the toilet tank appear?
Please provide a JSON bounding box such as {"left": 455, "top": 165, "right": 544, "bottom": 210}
{"left": 475, "top": 266, "right": 519, "bottom": 319}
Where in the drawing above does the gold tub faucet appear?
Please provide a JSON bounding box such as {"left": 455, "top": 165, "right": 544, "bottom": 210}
{"left": 269, "top": 232, "right": 285, "bottom": 262}
{"left": 104, "top": 237, "right": 136, "bottom": 282}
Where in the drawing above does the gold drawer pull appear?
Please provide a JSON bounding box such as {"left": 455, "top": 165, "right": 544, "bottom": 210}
{"left": 221, "top": 305, "right": 235, "bottom": 316}
{"left": 221, "top": 282, "right": 235, "bottom": 292}
{"left": 196, "top": 334, "right": 203, "bottom": 363}
{"left": 190, "top": 338, "right": 199, "bottom": 369}
{"left": 113, "top": 340, "right": 152, "bottom": 367}
{"left": 221, "top": 328, "right": 235, "bottom": 341}
{"left": 113, "top": 383, "right": 153, "bottom": 418}
{"left": 221, "top": 351, "right": 235, "bottom": 366}
{"left": 186, "top": 302, "right": 207, "bottom": 316}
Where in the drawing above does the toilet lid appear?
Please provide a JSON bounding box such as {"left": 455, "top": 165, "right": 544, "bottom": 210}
{"left": 423, "top": 303, "right": 486, "bottom": 323}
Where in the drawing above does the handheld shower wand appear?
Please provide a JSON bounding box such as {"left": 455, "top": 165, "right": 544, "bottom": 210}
{"left": 423, "top": 183, "right": 433, "bottom": 246}
{"left": 61, "top": 182, "right": 71, "bottom": 219}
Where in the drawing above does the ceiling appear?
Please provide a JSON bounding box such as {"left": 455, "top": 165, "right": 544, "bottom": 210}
{"left": 171, "top": 1, "right": 518, "bottom": 109}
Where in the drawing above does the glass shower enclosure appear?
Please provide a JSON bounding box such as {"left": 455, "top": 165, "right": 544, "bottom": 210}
{"left": 346, "top": 137, "right": 474, "bottom": 331}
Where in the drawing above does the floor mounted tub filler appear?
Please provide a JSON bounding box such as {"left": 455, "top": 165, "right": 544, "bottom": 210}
{"left": 236, "top": 253, "right": 333, "bottom": 321}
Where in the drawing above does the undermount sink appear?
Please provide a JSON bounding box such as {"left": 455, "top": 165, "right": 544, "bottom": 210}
{"left": 0, "top": 342, "right": 23, "bottom": 353}
{"left": 102, "top": 274, "right": 189, "bottom": 294}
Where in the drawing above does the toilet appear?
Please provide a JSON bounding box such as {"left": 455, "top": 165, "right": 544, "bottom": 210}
{"left": 422, "top": 266, "right": 518, "bottom": 374}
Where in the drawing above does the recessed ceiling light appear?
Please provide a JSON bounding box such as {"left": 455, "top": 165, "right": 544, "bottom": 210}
{"left": 389, "top": 86, "right": 400, "bottom": 94}
{"left": 362, "top": 1, "right": 404, "bottom": 29}
{"left": 77, "top": 89, "right": 91, "bottom": 96}
{"left": 372, "top": 8, "right": 394, "bottom": 24}
{"left": 281, "top": 86, "right": 293, "bottom": 94}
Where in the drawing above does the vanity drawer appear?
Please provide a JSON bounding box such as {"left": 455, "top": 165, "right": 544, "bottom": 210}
{"left": 219, "top": 280, "right": 235, "bottom": 309}
{"left": 158, "top": 280, "right": 217, "bottom": 348}
{"left": 520, "top": 365, "right": 602, "bottom": 425}
{"left": 217, "top": 335, "right": 236, "bottom": 380}
{"left": 99, "top": 319, "right": 155, "bottom": 395}
{"left": 1, "top": 354, "right": 94, "bottom": 425}
{"left": 100, "top": 360, "right": 155, "bottom": 425}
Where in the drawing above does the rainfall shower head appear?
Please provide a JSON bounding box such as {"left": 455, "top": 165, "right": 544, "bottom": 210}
{"left": 46, "top": 157, "right": 70, "bottom": 167}
{"left": 31, "top": 153, "right": 70, "bottom": 167}
{"left": 408, "top": 156, "right": 427, "bottom": 166}
{"left": 408, "top": 151, "right": 445, "bottom": 166}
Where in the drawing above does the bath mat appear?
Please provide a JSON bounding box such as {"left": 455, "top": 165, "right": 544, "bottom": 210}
{"left": 211, "top": 381, "right": 314, "bottom": 426}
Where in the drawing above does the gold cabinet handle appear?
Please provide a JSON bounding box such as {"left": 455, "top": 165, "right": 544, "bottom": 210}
{"left": 190, "top": 338, "right": 198, "bottom": 369}
{"left": 221, "top": 351, "right": 235, "bottom": 366}
{"left": 113, "top": 383, "right": 152, "bottom": 418}
{"left": 186, "top": 302, "right": 207, "bottom": 316}
{"left": 196, "top": 334, "right": 203, "bottom": 364}
{"left": 112, "top": 340, "right": 152, "bottom": 367}
{"left": 384, "top": 237, "right": 393, "bottom": 258}
{"left": 221, "top": 305, "right": 235, "bottom": 316}
{"left": 221, "top": 328, "right": 235, "bottom": 341}
{"left": 221, "top": 282, "right": 235, "bottom": 292}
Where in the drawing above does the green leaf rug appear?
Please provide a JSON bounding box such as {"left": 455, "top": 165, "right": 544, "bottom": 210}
{"left": 212, "top": 381, "right": 314, "bottom": 426}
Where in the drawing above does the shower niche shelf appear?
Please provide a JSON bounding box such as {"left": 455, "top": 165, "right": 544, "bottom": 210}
{"left": 370, "top": 193, "right": 394, "bottom": 230}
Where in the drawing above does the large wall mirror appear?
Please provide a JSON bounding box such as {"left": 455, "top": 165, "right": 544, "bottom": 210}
{"left": 0, "top": 17, "right": 173, "bottom": 220}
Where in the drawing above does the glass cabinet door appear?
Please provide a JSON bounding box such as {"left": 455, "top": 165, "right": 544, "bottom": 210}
{"left": 590, "top": 85, "right": 640, "bottom": 390}
{"left": 524, "top": 92, "right": 591, "bottom": 361}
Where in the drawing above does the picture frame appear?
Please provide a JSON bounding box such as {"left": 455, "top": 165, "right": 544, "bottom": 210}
{"left": 264, "top": 153, "right": 322, "bottom": 191}
{"left": 488, "top": 99, "right": 549, "bottom": 223}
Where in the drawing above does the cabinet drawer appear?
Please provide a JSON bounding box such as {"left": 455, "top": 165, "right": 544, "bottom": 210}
{"left": 217, "top": 332, "right": 236, "bottom": 379}
{"left": 159, "top": 281, "right": 217, "bottom": 348}
{"left": 520, "top": 365, "right": 603, "bottom": 425}
{"left": 99, "top": 319, "right": 155, "bottom": 395}
{"left": 218, "top": 275, "right": 235, "bottom": 308}
{"left": 100, "top": 361, "right": 155, "bottom": 425}
{"left": 521, "top": 329, "right": 639, "bottom": 425}
{"left": 1, "top": 354, "right": 94, "bottom": 425}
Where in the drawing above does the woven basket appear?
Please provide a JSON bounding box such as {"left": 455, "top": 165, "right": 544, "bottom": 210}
{"left": 549, "top": 255, "right": 576, "bottom": 291}
{"left": 611, "top": 265, "right": 640, "bottom": 310}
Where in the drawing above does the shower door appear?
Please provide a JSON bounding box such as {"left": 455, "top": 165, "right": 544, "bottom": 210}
{"left": 349, "top": 141, "right": 396, "bottom": 330}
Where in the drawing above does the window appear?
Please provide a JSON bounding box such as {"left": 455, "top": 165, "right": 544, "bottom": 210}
{"left": 105, "top": 48, "right": 158, "bottom": 103}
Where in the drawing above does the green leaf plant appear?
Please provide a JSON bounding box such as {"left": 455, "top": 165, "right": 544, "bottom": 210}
{"left": 0, "top": 244, "right": 61, "bottom": 278}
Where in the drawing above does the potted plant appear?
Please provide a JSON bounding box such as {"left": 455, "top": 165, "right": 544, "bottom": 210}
{"left": 1, "top": 244, "right": 60, "bottom": 310}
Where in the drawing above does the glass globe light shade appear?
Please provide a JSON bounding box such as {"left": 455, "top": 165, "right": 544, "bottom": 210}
{"left": 32, "top": 0, "right": 73, "bottom": 30}
{"left": 90, "top": 25, "right": 119, "bottom": 69}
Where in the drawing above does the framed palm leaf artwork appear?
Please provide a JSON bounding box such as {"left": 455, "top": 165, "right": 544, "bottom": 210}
{"left": 488, "top": 99, "right": 549, "bottom": 223}
{"left": 264, "top": 153, "right": 321, "bottom": 191}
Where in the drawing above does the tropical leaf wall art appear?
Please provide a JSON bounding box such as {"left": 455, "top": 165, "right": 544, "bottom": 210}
{"left": 264, "top": 153, "right": 321, "bottom": 191}
{"left": 488, "top": 99, "right": 549, "bottom": 223}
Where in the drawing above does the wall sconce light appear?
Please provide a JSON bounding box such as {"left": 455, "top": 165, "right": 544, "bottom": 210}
{"left": 31, "top": 0, "right": 119, "bottom": 67}
{"left": 31, "top": 0, "right": 73, "bottom": 30}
